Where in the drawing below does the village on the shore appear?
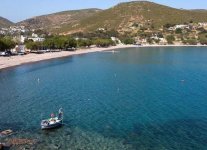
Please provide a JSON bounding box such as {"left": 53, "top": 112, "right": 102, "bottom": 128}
{"left": 0, "top": 21, "right": 207, "bottom": 56}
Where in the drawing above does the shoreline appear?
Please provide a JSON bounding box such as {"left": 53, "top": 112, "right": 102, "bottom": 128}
{"left": 0, "top": 45, "right": 135, "bottom": 70}
{"left": 140, "top": 44, "right": 207, "bottom": 48}
{"left": 0, "top": 44, "right": 206, "bottom": 70}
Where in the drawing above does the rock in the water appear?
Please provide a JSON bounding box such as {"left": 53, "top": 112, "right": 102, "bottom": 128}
{"left": 0, "top": 129, "right": 13, "bottom": 136}
{"left": 0, "top": 143, "right": 11, "bottom": 150}
{"left": 50, "top": 144, "right": 61, "bottom": 149}
{"left": 7, "top": 138, "right": 37, "bottom": 145}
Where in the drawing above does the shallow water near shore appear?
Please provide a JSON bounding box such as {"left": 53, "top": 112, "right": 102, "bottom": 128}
{"left": 1, "top": 47, "right": 207, "bottom": 149}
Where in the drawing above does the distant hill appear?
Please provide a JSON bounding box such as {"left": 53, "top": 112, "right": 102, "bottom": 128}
{"left": 191, "top": 9, "right": 207, "bottom": 12}
{"left": 17, "top": 9, "right": 102, "bottom": 32}
{"left": 0, "top": 17, "right": 14, "bottom": 28}
{"left": 61, "top": 1, "right": 207, "bottom": 34}
{"left": 14, "top": 1, "right": 207, "bottom": 34}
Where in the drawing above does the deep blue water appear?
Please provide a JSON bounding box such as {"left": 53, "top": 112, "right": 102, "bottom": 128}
{"left": 0, "top": 47, "right": 207, "bottom": 149}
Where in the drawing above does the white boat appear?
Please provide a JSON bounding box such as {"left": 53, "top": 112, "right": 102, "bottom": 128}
{"left": 41, "top": 108, "right": 63, "bottom": 130}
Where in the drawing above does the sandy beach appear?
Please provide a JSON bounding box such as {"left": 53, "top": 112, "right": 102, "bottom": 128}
{"left": 0, "top": 45, "right": 136, "bottom": 70}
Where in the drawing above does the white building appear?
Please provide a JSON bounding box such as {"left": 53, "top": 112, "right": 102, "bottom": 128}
{"left": 97, "top": 28, "right": 105, "bottom": 31}
{"left": 20, "top": 35, "right": 26, "bottom": 43}
{"left": 175, "top": 25, "right": 189, "bottom": 29}
{"left": 28, "top": 37, "right": 45, "bottom": 42}
{"left": 159, "top": 38, "right": 167, "bottom": 45}
{"left": 151, "top": 34, "right": 159, "bottom": 40}
{"left": 11, "top": 45, "right": 27, "bottom": 54}
{"left": 32, "top": 33, "right": 38, "bottom": 38}
{"left": 111, "top": 37, "right": 122, "bottom": 44}
{"left": 198, "top": 22, "right": 207, "bottom": 27}
{"left": 0, "top": 30, "right": 5, "bottom": 35}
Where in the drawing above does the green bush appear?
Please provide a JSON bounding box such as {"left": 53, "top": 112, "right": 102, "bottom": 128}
{"left": 199, "top": 38, "right": 207, "bottom": 45}
{"left": 175, "top": 28, "right": 182, "bottom": 34}
{"left": 94, "top": 38, "right": 115, "bottom": 47}
{"left": 166, "top": 35, "right": 175, "bottom": 44}
{"left": 122, "top": 38, "right": 135, "bottom": 45}
{"left": 185, "top": 39, "right": 197, "bottom": 45}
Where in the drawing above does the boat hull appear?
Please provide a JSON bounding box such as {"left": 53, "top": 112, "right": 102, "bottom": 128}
{"left": 41, "top": 121, "right": 62, "bottom": 130}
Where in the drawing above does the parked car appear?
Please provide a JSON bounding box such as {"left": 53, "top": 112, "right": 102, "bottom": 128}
{"left": 0, "top": 51, "right": 6, "bottom": 56}
{"left": 0, "top": 51, "right": 11, "bottom": 56}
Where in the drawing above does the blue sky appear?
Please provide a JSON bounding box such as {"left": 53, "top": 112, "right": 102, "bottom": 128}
{"left": 1, "top": 0, "right": 207, "bottom": 23}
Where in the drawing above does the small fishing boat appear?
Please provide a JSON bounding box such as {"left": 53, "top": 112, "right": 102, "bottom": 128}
{"left": 41, "top": 108, "right": 63, "bottom": 130}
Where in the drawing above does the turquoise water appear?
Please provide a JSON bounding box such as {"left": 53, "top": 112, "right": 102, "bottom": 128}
{"left": 0, "top": 47, "right": 207, "bottom": 149}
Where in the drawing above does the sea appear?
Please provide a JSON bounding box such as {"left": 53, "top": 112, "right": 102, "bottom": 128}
{"left": 0, "top": 47, "right": 207, "bottom": 149}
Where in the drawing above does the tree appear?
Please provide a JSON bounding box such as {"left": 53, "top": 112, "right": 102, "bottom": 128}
{"left": 199, "top": 37, "right": 207, "bottom": 45}
{"left": 147, "top": 38, "right": 153, "bottom": 44}
{"left": 122, "top": 38, "right": 135, "bottom": 45}
{"left": 77, "top": 39, "right": 92, "bottom": 48}
{"left": 0, "top": 37, "right": 15, "bottom": 51}
{"left": 53, "top": 36, "right": 67, "bottom": 49}
{"left": 175, "top": 28, "right": 182, "bottom": 34}
{"left": 94, "top": 38, "right": 115, "bottom": 47}
{"left": 166, "top": 35, "right": 175, "bottom": 44}
{"left": 186, "top": 39, "right": 197, "bottom": 45}
{"left": 25, "top": 41, "right": 34, "bottom": 50}
{"left": 0, "top": 39, "right": 6, "bottom": 51}
{"left": 66, "top": 38, "right": 77, "bottom": 50}
{"left": 26, "top": 41, "right": 43, "bottom": 50}
{"left": 42, "top": 36, "right": 77, "bottom": 50}
{"left": 157, "top": 33, "right": 164, "bottom": 38}
{"left": 43, "top": 38, "right": 55, "bottom": 49}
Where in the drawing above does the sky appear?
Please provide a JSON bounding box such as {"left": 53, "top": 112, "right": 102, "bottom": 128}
{"left": 1, "top": 0, "right": 207, "bottom": 23}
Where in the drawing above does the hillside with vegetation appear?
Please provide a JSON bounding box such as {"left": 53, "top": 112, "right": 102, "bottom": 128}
{"left": 17, "top": 9, "right": 102, "bottom": 33}
{"left": 0, "top": 17, "right": 14, "bottom": 28}
{"left": 13, "top": 1, "right": 207, "bottom": 35}
{"left": 61, "top": 1, "right": 207, "bottom": 34}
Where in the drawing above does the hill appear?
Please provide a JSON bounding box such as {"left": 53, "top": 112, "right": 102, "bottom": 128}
{"left": 15, "top": 1, "right": 207, "bottom": 34}
{"left": 61, "top": 1, "right": 207, "bottom": 34}
{"left": 17, "top": 8, "right": 102, "bottom": 32}
{"left": 191, "top": 9, "right": 207, "bottom": 12}
{"left": 0, "top": 17, "right": 14, "bottom": 28}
